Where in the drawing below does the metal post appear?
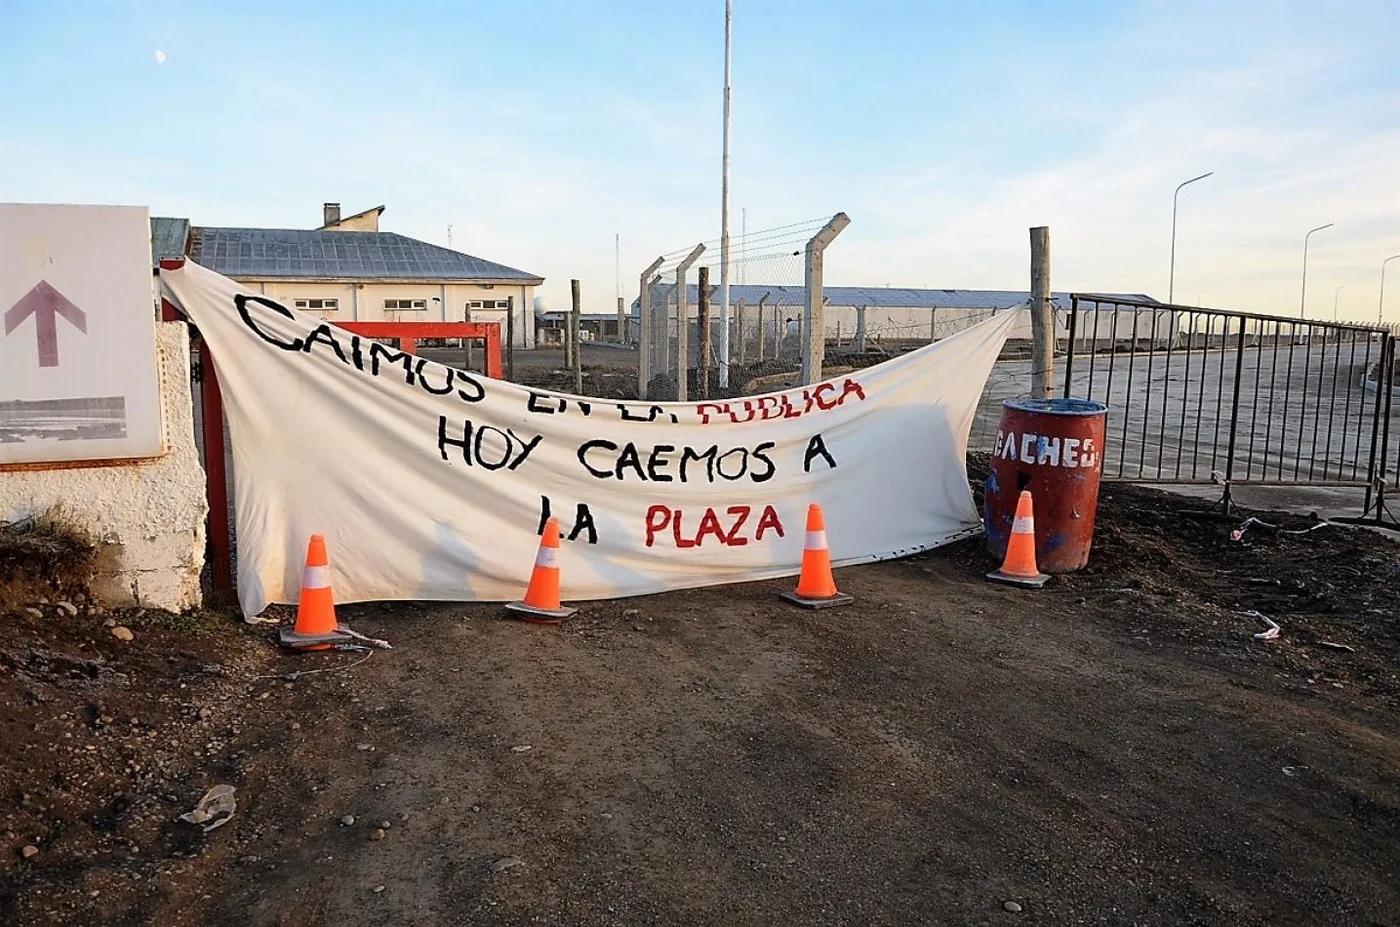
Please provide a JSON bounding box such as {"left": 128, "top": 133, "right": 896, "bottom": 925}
{"left": 801, "top": 212, "right": 851, "bottom": 385}
{"left": 1363, "top": 335, "right": 1389, "bottom": 517}
{"left": 697, "top": 267, "right": 712, "bottom": 399}
{"left": 198, "top": 337, "right": 233, "bottom": 596}
{"left": 736, "top": 298, "right": 746, "bottom": 366}
{"left": 1222, "top": 321, "right": 1248, "bottom": 509}
{"left": 637, "top": 256, "right": 664, "bottom": 400}
{"left": 570, "top": 278, "right": 583, "bottom": 395}
{"left": 464, "top": 301, "right": 474, "bottom": 370}
{"left": 718, "top": 0, "right": 733, "bottom": 388}
{"left": 1063, "top": 297, "right": 1078, "bottom": 397}
{"left": 483, "top": 321, "right": 503, "bottom": 379}
{"left": 1030, "top": 226, "right": 1053, "bottom": 398}
{"left": 1300, "top": 223, "right": 1334, "bottom": 318}
{"left": 855, "top": 306, "right": 866, "bottom": 353}
{"left": 674, "top": 244, "right": 706, "bottom": 402}
{"left": 757, "top": 294, "right": 769, "bottom": 360}
{"left": 1377, "top": 336, "right": 1396, "bottom": 519}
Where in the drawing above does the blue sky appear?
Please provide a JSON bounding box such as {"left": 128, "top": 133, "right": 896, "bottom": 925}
{"left": 2, "top": 0, "right": 1398, "bottom": 320}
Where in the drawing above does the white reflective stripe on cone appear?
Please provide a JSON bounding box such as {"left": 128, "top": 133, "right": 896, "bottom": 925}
{"left": 535, "top": 546, "right": 559, "bottom": 569}
{"left": 303, "top": 564, "right": 332, "bottom": 588}
{"left": 805, "top": 530, "right": 828, "bottom": 550}
{"left": 1012, "top": 516, "right": 1034, "bottom": 534}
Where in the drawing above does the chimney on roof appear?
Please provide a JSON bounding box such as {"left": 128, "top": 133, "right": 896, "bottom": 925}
{"left": 323, "top": 202, "right": 341, "bottom": 226}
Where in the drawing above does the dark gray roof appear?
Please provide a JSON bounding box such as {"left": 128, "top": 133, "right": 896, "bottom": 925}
{"left": 187, "top": 226, "right": 543, "bottom": 284}
{"left": 632, "top": 284, "right": 1156, "bottom": 313}
{"left": 150, "top": 217, "right": 190, "bottom": 268}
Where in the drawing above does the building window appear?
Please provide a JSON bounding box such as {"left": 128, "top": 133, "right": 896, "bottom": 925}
{"left": 384, "top": 298, "right": 427, "bottom": 311}
{"left": 294, "top": 298, "right": 339, "bottom": 311}
{"left": 467, "top": 299, "right": 510, "bottom": 311}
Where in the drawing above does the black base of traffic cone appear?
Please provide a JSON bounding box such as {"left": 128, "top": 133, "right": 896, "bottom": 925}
{"left": 504, "top": 601, "right": 578, "bottom": 625}
{"left": 277, "top": 626, "right": 355, "bottom": 650}
{"left": 778, "top": 590, "right": 854, "bottom": 609}
{"left": 985, "top": 568, "right": 1049, "bottom": 588}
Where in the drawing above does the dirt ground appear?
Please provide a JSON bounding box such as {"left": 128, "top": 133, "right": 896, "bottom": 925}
{"left": 2, "top": 481, "right": 1399, "bottom": 926}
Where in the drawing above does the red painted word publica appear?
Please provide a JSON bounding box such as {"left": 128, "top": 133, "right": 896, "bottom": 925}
{"left": 645, "top": 504, "right": 785, "bottom": 549}
{"left": 695, "top": 378, "right": 867, "bottom": 425}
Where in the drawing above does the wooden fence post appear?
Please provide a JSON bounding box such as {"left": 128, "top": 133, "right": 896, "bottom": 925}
{"left": 697, "top": 267, "right": 711, "bottom": 399}
{"left": 1030, "top": 226, "right": 1053, "bottom": 398}
{"left": 571, "top": 279, "right": 583, "bottom": 394}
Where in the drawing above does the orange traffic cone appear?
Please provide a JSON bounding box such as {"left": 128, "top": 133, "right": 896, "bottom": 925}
{"left": 986, "top": 490, "right": 1049, "bottom": 588}
{"left": 278, "top": 535, "right": 354, "bottom": 650}
{"left": 505, "top": 518, "right": 578, "bottom": 625}
{"left": 780, "top": 504, "right": 854, "bottom": 609}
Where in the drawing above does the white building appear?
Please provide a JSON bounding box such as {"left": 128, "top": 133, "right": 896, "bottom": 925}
{"left": 151, "top": 204, "right": 545, "bottom": 347}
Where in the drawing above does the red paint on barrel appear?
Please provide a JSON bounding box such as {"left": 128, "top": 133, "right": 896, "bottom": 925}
{"left": 984, "top": 397, "right": 1108, "bottom": 573}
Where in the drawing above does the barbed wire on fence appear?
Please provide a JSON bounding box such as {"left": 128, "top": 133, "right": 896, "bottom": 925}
{"left": 645, "top": 229, "right": 815, "bottom": 401}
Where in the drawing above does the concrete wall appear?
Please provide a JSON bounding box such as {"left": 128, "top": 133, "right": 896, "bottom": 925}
{"left": 239, "top": 280, "right": 537, "bottom": 348}
{"left": 0, "top": 323, "right": 207, "bottom": 611}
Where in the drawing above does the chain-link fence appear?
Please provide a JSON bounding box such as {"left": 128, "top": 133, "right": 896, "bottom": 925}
{"left": 634, "top": 221, "right": 1071, "bottom": 459}
{"left": 641, "top": 218, "right": 840, "bottom": 401}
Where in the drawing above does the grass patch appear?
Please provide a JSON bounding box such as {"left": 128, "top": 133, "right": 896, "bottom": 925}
{"left": 0, "top": 506, "right": 96, "bottom": 611}
{"left": 142, "top": 608, "right": 225, "bottom": 638}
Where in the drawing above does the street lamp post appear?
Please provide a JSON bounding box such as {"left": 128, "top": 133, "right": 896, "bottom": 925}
{"left": 1168, "top": 171, "right": 1213, "bottom": 304}
{"left": 1380, "top": 254, "right": 1400, "bottom": 325}
{"left": 1334, "top": 284, "right": 1346, "bottom": 322}
{"left": 1299, "top": 223, "right": 1334, "bottom": 318}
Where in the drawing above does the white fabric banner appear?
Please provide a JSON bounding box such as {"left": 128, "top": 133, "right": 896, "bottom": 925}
{"left": 160, "top": 262, "right": 1017, "bottom": 617}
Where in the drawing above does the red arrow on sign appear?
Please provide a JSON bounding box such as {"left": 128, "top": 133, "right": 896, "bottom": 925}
{"left": 4, "top": 280, "right": 88, "bottom": 368}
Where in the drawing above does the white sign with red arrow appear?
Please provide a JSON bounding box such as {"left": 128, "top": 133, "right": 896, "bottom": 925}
{"left": 0, "top": 204, "right": 164, "bottom": 464}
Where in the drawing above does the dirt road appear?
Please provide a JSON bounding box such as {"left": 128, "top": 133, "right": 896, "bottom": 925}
{"left": 3, "top": 484, "right": 1399, "bottom": 926}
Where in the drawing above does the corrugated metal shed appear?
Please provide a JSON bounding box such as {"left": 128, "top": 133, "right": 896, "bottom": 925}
{"left": 186, "top": 226, "right": 544, "bottom": 284}
{"left": 632, "top": 284, "right": 1156, "bottom": 313}
{"left": 149, "top": 217, "right": 190, "bottom": 268}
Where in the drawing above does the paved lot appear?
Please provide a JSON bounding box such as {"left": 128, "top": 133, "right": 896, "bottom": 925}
{"left": 972, "top": 342, "right": 1396, "bottom": 493}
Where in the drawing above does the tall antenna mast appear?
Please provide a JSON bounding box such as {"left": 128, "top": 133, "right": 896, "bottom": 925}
{"left": 718, "top": 0, "right": 733, "bottom": 387}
